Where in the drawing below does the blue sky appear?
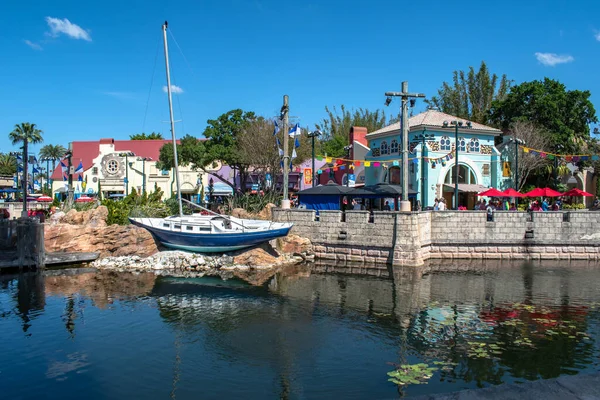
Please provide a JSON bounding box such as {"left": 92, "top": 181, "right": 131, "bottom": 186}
{"left": 2, "top": 0, "right": 600, "bottom": 155}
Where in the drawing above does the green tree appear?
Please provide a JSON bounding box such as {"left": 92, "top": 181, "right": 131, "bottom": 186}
{"left": 490, "top": 78, "right": 597, "bottom": 153}
{"left": 39, "top": 144, "right": 67, "bottom": 180}
{"left": 130, "top": 132, "right": 164, "bottom": 140}
{"left": 426, "top": 61, "right": 510, "bottom": 124}
{"left": 9, "top": 123, "right": 43, "bottom": 216}
{"left": 202, "top": 109, "right": 257, "bottom": 190}
{"left": 157, "top": 134, "right": 206, "bottom": 171}
{"left": 315, "top": 105, "right": 388, "bottom": 157}
{"left": 0, "top": 153, "right": 17, "bottom": 176}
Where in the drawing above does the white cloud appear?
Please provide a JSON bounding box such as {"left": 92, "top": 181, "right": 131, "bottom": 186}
{"left": 534, "top": 52, "right": 574, "bottom": 66}
{"left": 162, "top": 85, "right": 184, "bottom": 94}
{"left": 45, "top": 17, "right": 91, "bottom": 41}
{"left": 24, "top": 40, "right": 42, "bottom": 50}
{"left": 595, "top": 32, "right": 600, "bottom": 42}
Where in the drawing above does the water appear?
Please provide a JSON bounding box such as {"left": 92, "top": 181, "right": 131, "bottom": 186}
{"left": 1, "top": 262, "right": 600, "bottom": 399}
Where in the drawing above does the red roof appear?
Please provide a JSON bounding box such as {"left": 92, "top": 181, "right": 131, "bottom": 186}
{"left": 50, "top": 138, "right": 203, "bottom": 180}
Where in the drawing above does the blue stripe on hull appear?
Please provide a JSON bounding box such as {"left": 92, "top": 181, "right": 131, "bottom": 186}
{"left": 130, "top": 219, "right": 292, "bottom": 253}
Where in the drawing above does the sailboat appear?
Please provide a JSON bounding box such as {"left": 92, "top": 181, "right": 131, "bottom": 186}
{"left": 129, "top": 22, "right": 293, "bottom": 253}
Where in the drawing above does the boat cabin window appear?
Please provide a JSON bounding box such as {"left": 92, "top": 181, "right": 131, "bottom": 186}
{"left": 163, "top": 223, "right": 170, "bottom": 228}
{"left": 174, "top": 224, "right": 181, "bottom": 229}
{"left": 186, "top": 226, "right": 194, "bottom": 231}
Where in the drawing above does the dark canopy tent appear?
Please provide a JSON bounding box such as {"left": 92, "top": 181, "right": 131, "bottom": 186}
{"left": 297, "top": 183, "right": 353, "bottom": 211}
{"left": 348, "top": 183, "right": 417, "bottom": 199}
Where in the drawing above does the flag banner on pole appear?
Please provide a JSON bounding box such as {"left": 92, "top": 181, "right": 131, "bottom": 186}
{"left": 60, "top": 161, "right": 68, "bottom": 174}
{"left": 278, "top": 147, "right": 284, "bottom": 156}
{"left": 273, "top": 120, "right": 280, "bottom": 136}
{"left": 16, "top": 154, "right": 23, "bottom": 162}
{"left": 288, "top": 123, "right": 301, "bottom": 137}
{"left": 75, "top": 161, "right": 84, "bottom": 174}
{"left": 295, "top": 137, "right": 300, "bottom": 148}
{"left": 33, "top": 167, "right": 39, "bottom": 174}
{"left": 17, "top": 166, "right": 23, "bottom": 173}
{"left": 63, "top": 174, "right": 67, "bottom": 181}
{"left": 291, "top": 149, "right": 297, "bottom": 160}
{"left": 78, "top": 174, "right": 83, "bottom": 182}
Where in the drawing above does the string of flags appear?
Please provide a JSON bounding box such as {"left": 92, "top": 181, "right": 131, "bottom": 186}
{"left": 274, "top": 120, "right": 302, "bottom": 170}
{"left": 313, "top": 149, "right": 457, "bottom": 174}
{"left": 520, "top": 145, "right": 600, "bottom": 162}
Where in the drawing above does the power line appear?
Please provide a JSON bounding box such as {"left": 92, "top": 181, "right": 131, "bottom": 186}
{"left": 142, "top": 34, "right": 162, "bottom": 134}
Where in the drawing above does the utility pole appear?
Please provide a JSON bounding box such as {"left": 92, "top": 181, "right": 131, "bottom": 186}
{"left": 385, "top": 81, "right": 425, "bottom": 211}
{"left": 281, "top": 95, "right": 291, "bottom": 209}
{"left": 67, "top": 145, "right": 74, "bottom": 208}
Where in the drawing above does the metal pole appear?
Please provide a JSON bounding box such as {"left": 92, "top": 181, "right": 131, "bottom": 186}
{"left": 401, "top": 81, "right": 409, "bottom": 206}
{"left": 281, "top": 95, "right": 290, "bottom": 208}
{"left": 514, "top": 139, "right": 518, "bottom": 190}
{"left": 163, "top": 21, "right": 183, "bottom": 217}
{"left": 311, "top": 135, "right": 316, "bottom": 187}
{"left": 22, "top": 142, "right": 28, "bottom": 218}
{"left": 454, "top": 123, "right": 459, "bottom": 210}
{"left": 421, "top": 128, "right": 427, "bottom": 208}
{"left": 125, "top": 154, "right": 129, "bottom": 195}
{"left": 67, "top": 149, "right": 73, "bottom": 208}
{"left": 142, "top": 160, "right": 146, "bottom": 194}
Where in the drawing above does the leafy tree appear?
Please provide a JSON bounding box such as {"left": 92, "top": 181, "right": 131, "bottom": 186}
{"left": 315, "top": 105, "right": 388, "bottom": 157}
{"left": 202, "top": 109, "right": 257, "bottom": 190}
{"left": 9, "top": 123, "right": 43, "bottom": 215}
{"left": 130, "top": 132, "right": 164, "bottom": 140}
{"left": 39, "top": 143, "right": 67, "bottom": 179}
{"left": 489, "top": 78, "right": 598, "bottom": 153}
{"left": 0, "top": 153, "right": 17, "bottom": 176}
{"left": 157, "top": 134, "right": 205, "bottom": 171}
{"left": 426, "top": 61, "right": 510, "bottom": 124}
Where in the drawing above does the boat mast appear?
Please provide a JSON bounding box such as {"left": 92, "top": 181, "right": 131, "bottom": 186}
{"left": 162, "top": 21, "right": 183, "bottom": 217}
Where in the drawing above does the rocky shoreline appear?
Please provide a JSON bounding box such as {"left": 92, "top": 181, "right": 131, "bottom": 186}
{"left": 45, "top": 206, "right": 314, "bottom": 285}
{"left": 91, "top": 250, "right": 309, "bottom": 285}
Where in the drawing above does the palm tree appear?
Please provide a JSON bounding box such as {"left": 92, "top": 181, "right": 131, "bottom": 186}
{"left": 9, "top": 123, "right": 43, "bottom": 217}
{"left": 0, "top": 153, "right": 17, "bottom": 176}
{"left": 39, "top": 144, "right": 67, "bottom": 177}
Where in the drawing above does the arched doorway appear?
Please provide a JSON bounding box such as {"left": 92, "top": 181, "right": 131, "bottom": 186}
{"left": 443, "top": 164, "right": 477, "bottom": 209}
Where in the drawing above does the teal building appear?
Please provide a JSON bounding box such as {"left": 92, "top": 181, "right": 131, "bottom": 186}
{"left": 364, "top": 109, "right": 505, "bottom": 209}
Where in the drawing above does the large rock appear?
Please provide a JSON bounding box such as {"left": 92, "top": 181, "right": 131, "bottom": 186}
{"left": 232, "top": 245, "right": 280, "bottom": 267}
{"left": 44, "top": 206, "right": 157, "bottom": 258}
{"left": 45, "top": 223, "right": 158, "bottom": 258}
{"left": 277, "top": 234, "right": 312, "bottom": 255}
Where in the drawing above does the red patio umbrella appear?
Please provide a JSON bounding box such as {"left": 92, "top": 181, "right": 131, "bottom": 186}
{"left": 75, "top": 195, "right": 94, "bottom": 203}
{"left": 524, "top": 187, "right": 562, "bottom": 197}
{"left": 37, "top": 195, "right": 53, "bottom": 202}
{"left": 502, "top": 188, "right": 525, "bottom": 198}
{"left": 477, "top": 188, "right": 505, "bottom": 197}
{"left": 562, "top": 188, "right": 593, "bottom": 197}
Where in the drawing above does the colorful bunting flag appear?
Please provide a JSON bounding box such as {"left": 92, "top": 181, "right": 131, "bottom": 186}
{"left": 364, "top": 161, "right": 371, "bottom": 167}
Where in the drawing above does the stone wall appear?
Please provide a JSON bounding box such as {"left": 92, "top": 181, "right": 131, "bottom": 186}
{"left": 272, "top": 209, "right": 600, "bottom": 266}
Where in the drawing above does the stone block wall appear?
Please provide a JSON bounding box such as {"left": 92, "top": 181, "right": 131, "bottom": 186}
{"left": 272, "top": 208, "right": 600, "bottom": 266}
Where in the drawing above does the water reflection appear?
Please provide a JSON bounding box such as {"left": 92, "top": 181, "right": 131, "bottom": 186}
{"left": 0, "top": 260, "right": 599, "bottom": 399}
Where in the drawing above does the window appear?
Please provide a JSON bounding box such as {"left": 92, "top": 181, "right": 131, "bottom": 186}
{"left": 107, "top": 160, "right": 119, "bottom": 175}
{"left": 161, "top": 170, "right": 170, "bottom": 176}
{"left": 469, "top": 138, "right": 480, "bottom": 153}
{"left": 457, "top": 137, "right": 466, "bottom": 152}
{"left": 92, "top": 167, "right": 98, "bottom": 175}
{"left": 186, "top": 226, "right": 194, "bottom": 231}
{"left": 380, "top": 141, "right": 389, "bottom": 155}
{"left": 390, "top": 139, "right": 399, "bottom": 154}
{"left": 482, "top": 164, "right": 490, "bottom": 176}
{"left": 440, "top": 136, "right": 451, "bottom": 151}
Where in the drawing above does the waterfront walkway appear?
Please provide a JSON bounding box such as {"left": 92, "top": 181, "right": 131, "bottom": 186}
{"left": 414, "top": 372, "right": 600, "bottom": 399}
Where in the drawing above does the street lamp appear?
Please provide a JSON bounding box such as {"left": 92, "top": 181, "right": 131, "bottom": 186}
{"left": 307, "top": 130, "right": 322, "bottom": 187}
{"left": 414, "top": 128, "right": 434, "bottom": 208}
{"left": 137, "top": 157, "right": 152, "bottom": 194}
{"left": 119, "top": 152, "right": 135, "bottom": 195}
{"left": 384, "top": 81, "right": 425, "bottom": 211}
{"left": 508, "top": 137, "right": 525, "bottom": 190}
{"left": 442, "top": 120, "right": 472, "bottom": 209}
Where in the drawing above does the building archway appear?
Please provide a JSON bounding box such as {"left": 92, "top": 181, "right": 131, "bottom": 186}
{"left": 441, "top": 163, "right": 478, "bottom": 209}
